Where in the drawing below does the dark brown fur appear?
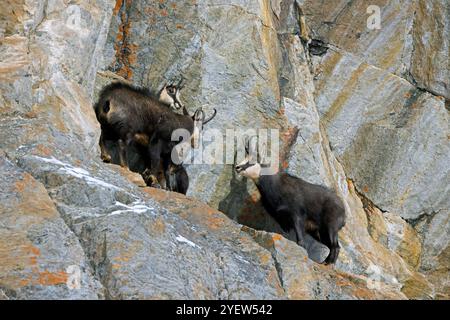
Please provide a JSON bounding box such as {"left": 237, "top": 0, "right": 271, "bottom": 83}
{"left": 94, "top": 82, "right": 216, "bottom": 189}
{"left": 94, "top": 82, "right": 195, "bottom": 151}
{"left": 254, "top": 173, "right": 346, "bottom": 264}
{"left": 235, "top": 139, "right": 346, "bottom": 264}
{"left": 135, "top": 132, "right": 189, "bottom": 194}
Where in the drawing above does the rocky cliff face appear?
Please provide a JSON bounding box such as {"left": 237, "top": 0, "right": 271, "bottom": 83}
{"left": 0, "top": 0, "right": 448, "bottom": 299}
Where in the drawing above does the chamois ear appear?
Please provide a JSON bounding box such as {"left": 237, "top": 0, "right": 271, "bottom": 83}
{"left": 192, "top": 108, "right": 204, "bottom": 121}
{"left": 243, "top": 135, "right": 257, "bottom": 158}
{"left": 244, "top": 137, "right": 250, "bottom": 154}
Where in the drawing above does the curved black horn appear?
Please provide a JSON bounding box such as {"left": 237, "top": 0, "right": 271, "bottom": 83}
{"left": 182, "top": 105, "right": 191, "bottom": 116}
{"left": 202, "top": 108, "right": 217, "bottom": 125}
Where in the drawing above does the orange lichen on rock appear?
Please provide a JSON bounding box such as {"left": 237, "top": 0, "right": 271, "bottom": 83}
{"left": 109, "top": 165, "right": 146, "bottom": 187}
{"left": 14, "top": 176, "right": 28, "bottom": 193}
{"left": 112, "top": 0, "right": 137, "bottom": 79}
{"left": 26, "top": 245, "right": 41, "bottom": 257}
{"left": 146, "top": 217, "right": 166, "bottom": 236}
{"left": 272, "top": 234, "right": 282, "bottom": 242}
{"left": 37, "top": 270, "right": 68, "bottom": 286}
{"left": 34, "top": 144, "right": 53, "bottom": 157}
{"left": 113, "top": 0, "right": 123, "bottom": 15}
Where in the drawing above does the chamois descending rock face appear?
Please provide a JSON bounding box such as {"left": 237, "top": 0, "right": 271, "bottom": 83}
{"left": 0, "top": 0, "right": 448, "bottom": 299}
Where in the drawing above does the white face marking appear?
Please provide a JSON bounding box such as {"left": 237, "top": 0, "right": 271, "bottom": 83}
{"left": 236, "top": 155, "right": 251, "bottom": 169}
{"left": 236, "top": 153, "right": 261, "bottom": 180}
{"left": 239, "top": 162, "right": 261, "bottom": 180}
{"left": 159, "top": 87, "right": 174, "bottom": 107}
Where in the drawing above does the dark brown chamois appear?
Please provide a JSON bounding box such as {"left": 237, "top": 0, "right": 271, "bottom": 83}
{"left": 134, "top": 131, "right": 190, "bottom": 194}
{"left": 144, "top": 159, "right": 189, "bottom": 194}
{"left": 137, "top": 106, "right": 216, "bottom": 192}
{"left": 94, "top": 80, "right": 184, "bottom": 165}
{"left": 93, "top": 81, "right": 216, "bottom": 188}
{"left": 166, "top": 163, "right": 189, "bottom": 194}
{"left": 235, "top": 137, "right": 346, "bottom": 264}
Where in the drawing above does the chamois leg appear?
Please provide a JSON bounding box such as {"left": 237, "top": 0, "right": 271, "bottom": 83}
{"left": 176, "top": 166, "right": 189, "bottom": 195}
{"left": 156, "top": 159, "right": 166, "bottom": 189}
{"left": 118, "top": 139, "right": 127, "bottom": 167}
{"left": 293, "top": 214, "right": 307, "bottom": 247}
{"left": 99, "top": 130, "right": 112, "bottom": 163}
{"left": 162, "top": 156, "right": 173, "bottom": 191}
{"left": 320, "top": 227, "right": 340, "bottom": 265}
{"left": 142, "top": 140, "right": 162, "bottom": 188}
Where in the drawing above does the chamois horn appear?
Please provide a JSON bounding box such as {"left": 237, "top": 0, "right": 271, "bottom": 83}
{"left": 203, "top": 108, "right": 217, "bottom": 125}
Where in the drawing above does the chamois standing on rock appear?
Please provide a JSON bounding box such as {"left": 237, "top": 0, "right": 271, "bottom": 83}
{"left": 139, "top": 104, "right": 216, "bottom": 190}
{"left": 94, "top": 81, "right": 216, "bottom": 189}
{"left": 96, "top": 80, "right": 190, "bottom": 191}
{"left": 95, "top": 80, "right": 185, "bottom": 165}
{"left": 235, "top": 137, "right": 346, "bottom": 264}
{"left": 164, "top": 162, "right": 189, "bottom": 194}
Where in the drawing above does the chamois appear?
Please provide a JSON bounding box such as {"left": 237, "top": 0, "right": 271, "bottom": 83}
{"left": 136, "top": 106, "right": 215, "bottom": 190}
{"left": 134, "top": 130, "right": 190, "bottom": 194}
{"left": 142, "top": 160, "right": 189, "bottom": 194}
{"left": 235, "top": 137, "right": 346, "bottom": 264}
{"left": 166, "top": 163, "right": 189, "bottom": 194}
{"left": 94, "top": 81, "right": 216, "bottom": 187}
{"left": 95, "top": 80, "right": 184, "bottom": 165}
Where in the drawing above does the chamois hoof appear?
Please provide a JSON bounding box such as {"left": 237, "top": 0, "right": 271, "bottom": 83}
{"left": 142, "top": 170, "right": 160, "bottom": 188}
{"left": 101, "top": 153, "right": 112, "bottom": 163}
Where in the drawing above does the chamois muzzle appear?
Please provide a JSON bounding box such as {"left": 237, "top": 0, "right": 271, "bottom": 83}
{"left": 235, "top": 162, "right": 252, "bottom": 173}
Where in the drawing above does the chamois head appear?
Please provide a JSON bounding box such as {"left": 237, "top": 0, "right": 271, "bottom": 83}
{"left": 191, "top": 107, "right": 217, "bottom": 148}
{"left": 235, "top": 136, "right": 263, "bottom": 180}
{"left": 159, "top": 79, "right": 185, "bottom": 109}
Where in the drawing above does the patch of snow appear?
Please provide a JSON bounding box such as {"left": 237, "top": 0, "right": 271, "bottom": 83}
{"left": 109, "top": 202, "right": 153, "bottom": 216}
{"left": 68, "top": 166, "right": 90, "bottom": 176}
{"left": 176, "top": 235, "right": 201, "bottom": 249}
{"left": 235, "top": 255, "right": 250, "bottom": 264}
{"left": 33, "top": 156, "right": 120, "bottom": 190}
{"left": 36, "top": 156, "right": 67, "bottom": 166}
